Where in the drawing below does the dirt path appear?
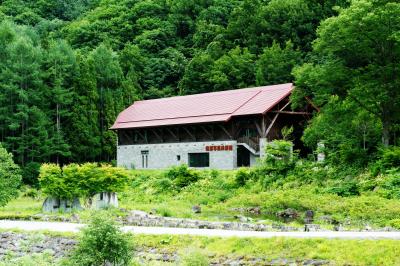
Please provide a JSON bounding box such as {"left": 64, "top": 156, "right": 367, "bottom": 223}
{"left": 1, "top": 220, "right": 399, "bottom": 239}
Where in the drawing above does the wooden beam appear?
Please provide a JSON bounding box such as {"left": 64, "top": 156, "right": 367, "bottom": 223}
{"left": 271, "top": 111, "right": 312, "bottom": 115}
{"left": 263, "top": 100, "right": 292, "bottom": 137}
{"left": 305, "top": 96, "right": 320, "bottom": 112}
{"left": 166, "top": 127, "right": 178, "bottom": 140}
{"left": 183, "top": 126, "right": 196, "bottom": 140}
{"left": 265, "top": 113, "right": 279, "bottom": 137}
{"left": 254, "top": 121, "right": 263, "bottom": 137}
{"left": 199, "top": 125, "right": 213, "bottom": 139}
{"left": 136, "top": 130, "right": 147, "bottom": 143}
{"left": 150, "top": 128, "right": 163, "bottom": 142}
{"left": 219, "top": 125, "right": 232, "bottom": 139}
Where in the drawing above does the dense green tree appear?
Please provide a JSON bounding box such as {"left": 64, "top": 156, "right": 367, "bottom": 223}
{"left": 44, "top": 39, "right": 77, "bottom": 163}
{"left": 294, "top": 0, "right": 400, "bottom": 147}
{"left": 0, "top": 143, "right": 22, "bottom": 207}
{"left": 66, "top": 53, "right": 101, "bottom": 162}
{"left": 209, "top": 47, "right": 256, "bottom": 91}
{"left": 256, "top": 41, "right": 302, "bottom": 86}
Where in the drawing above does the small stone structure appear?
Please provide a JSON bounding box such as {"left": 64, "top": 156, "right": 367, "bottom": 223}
{"left": 42, "top": 197, "right": 82, "bottom": 213}
{"left": 317, "top": 142, "right": 325, "bottom": 162}
{"left": 92, "top": 192, "right": 119, "bottom": 209}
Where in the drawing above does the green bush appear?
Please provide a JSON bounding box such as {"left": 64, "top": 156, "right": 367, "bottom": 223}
{"left": 256, "top": 140, "right": 298, "bottom": 188}
{"left": 370, "top": 146, "right": 400, "bottom": 175}
{"left": 153, "top": 178, "right": 173, "bottom": 192}
{"left": 326, "top": 180, "right": 360, "bottom": 197}
{"left": 39, "top": 163, "right": 129, "bottom": 200}
{"left": 0, "top": 143, "right": 22, "bottom": 207}
{"left": 164, "top": 164, "right": 201, "bottom": 189}
{"left": 66, "top": 212, "right": 133, "bottom": 266}
{"left": 376, "top": 170, "right": 400, "bottom": 199}
{"left": 180, "top": 249, "right": 209, "bottom": 266}
{"left": 234, "top": 167, "right": 252, "bottom": 186}
{"left": 39, "top": 164, "right": 80, "bottom": 199}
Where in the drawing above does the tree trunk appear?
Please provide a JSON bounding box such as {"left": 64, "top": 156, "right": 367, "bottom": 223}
{"left": 382, "top": 120, "right": 390, "bottom": 147}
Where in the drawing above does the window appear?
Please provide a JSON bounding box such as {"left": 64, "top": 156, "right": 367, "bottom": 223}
{"left": 177, "top": 155, "right": 181, "bottom": 161}
{"left": 188, "top": 153, "right": 209, "bottom": 168}
{"left": 141, "top": 150, "right": 149, "bottom": 168}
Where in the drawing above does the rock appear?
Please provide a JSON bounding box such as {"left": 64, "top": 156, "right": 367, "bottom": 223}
{"left": 304, "top": 224, "right": 320, "bottom": 232}
{"left": 248, "top": 207, "right": 261, "bottom": 215}
{"left": 192, "top": 205, "right": 201, "bottom": 214}
{"left": 304, "top": 210, "right": 314, "bottom": 223}
{"left": 276, "top": 208, "right": 299, "bottom": 222}
{"left": 234, "top": 215, "right": 253, "bottom": 223}
{"left": 71, "top": 213, "right": 80, "bottom": 223}
{"left": 319, "top": 215, "right": 339, "bottom": 225}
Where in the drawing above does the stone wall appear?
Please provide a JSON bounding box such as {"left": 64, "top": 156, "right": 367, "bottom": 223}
{"left": 117, "top": 140, "right": 237, "bottom": 169}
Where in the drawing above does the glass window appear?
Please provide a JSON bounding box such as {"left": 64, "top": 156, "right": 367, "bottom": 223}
{"left": 188, "top": 153, "right": 210, "bottom": 167}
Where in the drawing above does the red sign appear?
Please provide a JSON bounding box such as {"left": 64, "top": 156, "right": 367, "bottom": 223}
{"left": 205, "top": 145, "right": 233, "bottom": 151}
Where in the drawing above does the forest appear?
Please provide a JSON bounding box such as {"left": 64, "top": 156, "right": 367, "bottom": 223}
{"left": 0, "top": 0, "right": 399, "bottom": 184}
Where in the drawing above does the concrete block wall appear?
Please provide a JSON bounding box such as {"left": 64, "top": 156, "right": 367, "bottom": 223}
{"left": 117, "top": 141, "right": 238, "bottom": 170}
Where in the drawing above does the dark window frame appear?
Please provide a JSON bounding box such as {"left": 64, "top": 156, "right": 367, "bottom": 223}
{"left": 188, "top": 153, "right": 210, "bottom": 168}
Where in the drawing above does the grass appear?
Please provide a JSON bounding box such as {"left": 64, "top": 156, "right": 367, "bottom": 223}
{"left": 1, "top": 228, "right": 400, "bottom": 265}
{"left": 2, "top": 167, "right": 400, "bottom": 230}
{"left": 0, "top": 196, "right": 43, "bottom": 220}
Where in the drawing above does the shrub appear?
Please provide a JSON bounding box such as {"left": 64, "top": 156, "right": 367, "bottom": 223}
{"left": 66, "top": 212, "right": 133, "bottom": 266}
{"left": 39, "top": 163, "right": 129, "bottom": 200}
{"left": 376, "top": 170, "right": 400, "bottom": 199}
{"left": 0, "top": 143, "right": 22, "bottom": 207}
{"left": 234, "top": 167, "right": 252, "bottom": 186}
{"left": 153, "top": 178, "right": 173, "bottom": 192}
{"left": 326, "top": 180, "right": 360, "bottom": 197}
{"left": 257, "top": 140, "right": 298, "bottom": 188}
{"left": 180, "top": 249, "right": 209, "bottom": 266}
{"left": 39, "top": 164, "right": 81, "bottom": 199}
{"left": 380, "top": 146, "right": 400, "bottom": 169}
{"left": 371, "top": 146, "right": 400, "bottom": 174}
{"left": 78, "top": 163, "right": 130, "bottom": 199}
{"left": 164, "top": 164, "right": 201, "bottom": 189}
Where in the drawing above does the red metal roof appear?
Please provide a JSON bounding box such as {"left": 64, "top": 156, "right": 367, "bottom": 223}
{"left": 111, "top": 83, "right": 293, "bottom": 129}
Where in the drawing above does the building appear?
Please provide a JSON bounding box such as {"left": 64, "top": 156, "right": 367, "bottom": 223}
{"left": 111, "top": 83, "right": 310, "bottom": 169}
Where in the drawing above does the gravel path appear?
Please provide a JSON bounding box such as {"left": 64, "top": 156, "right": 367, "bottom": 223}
{"left": 1, "top": 220, "right": 400, "bottom": 239}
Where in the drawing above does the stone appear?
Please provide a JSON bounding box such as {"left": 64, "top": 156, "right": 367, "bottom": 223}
{"left": 276, "top": 208, "right": 299, "bottom": 222}
{"left": 319, "top": 215, "right": 339, "bottom": 225}
{"left": 71, "top": 213, "right": 80, "bottom": 223}
{"left": 304, "top": 210, "right": 314, "bottom": 223}
{"left": 192, "top": 205, "right": 201, "bottom": 214}
{"left": 42, "top": 197, "right": 82, "bottom": 213}
{"left": 304, "top": 224, "right": 320, "bottom": 232}
{"left": 92, "top": 192, "right": 119, "bottom": 209}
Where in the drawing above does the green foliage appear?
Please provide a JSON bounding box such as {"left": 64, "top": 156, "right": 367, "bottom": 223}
{"left": 180, "top": 249, "right": 209, "bottom": 266}
{"left": 164, "top": 164, "right": 201, "bottom": 189}
{"left": 39, "top": 164, "right": 80, "bottom": 199}
{"left": 256, "top": 41, "right": 302, "bottom": 85}
{"left": 257, "top": 140, "right": 297, "bottom": 188}
{"left": 39, "top": 163, "right": 129, "bottom": 199}
{"left": 294, "top": 0, "right": 400, "bottom": 151}
{"left": 234, "top": 167, "right": 252, "bottom": 186}
{"left": 0, "top": 143, "right": 22, "bottom": 207}
{"left": 325, "top": 180, "right": 360, "bottom": 197}
{"left": 372, "top": 146, "right": 400, "bottom": 174}
{"left": 66, "top": 212, "right": 132, "bottom": 266}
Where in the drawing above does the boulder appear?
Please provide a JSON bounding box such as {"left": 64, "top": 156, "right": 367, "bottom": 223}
{"left": 192, "top": 205, "right": 201, "bottom": 214}
{"left": 276, "top": 208, "right": 299, "bottom": 222}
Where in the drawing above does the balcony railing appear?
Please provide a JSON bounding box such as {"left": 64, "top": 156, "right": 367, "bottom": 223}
{"left": 237, "top": 136, "right": 260, "bottom": 152}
